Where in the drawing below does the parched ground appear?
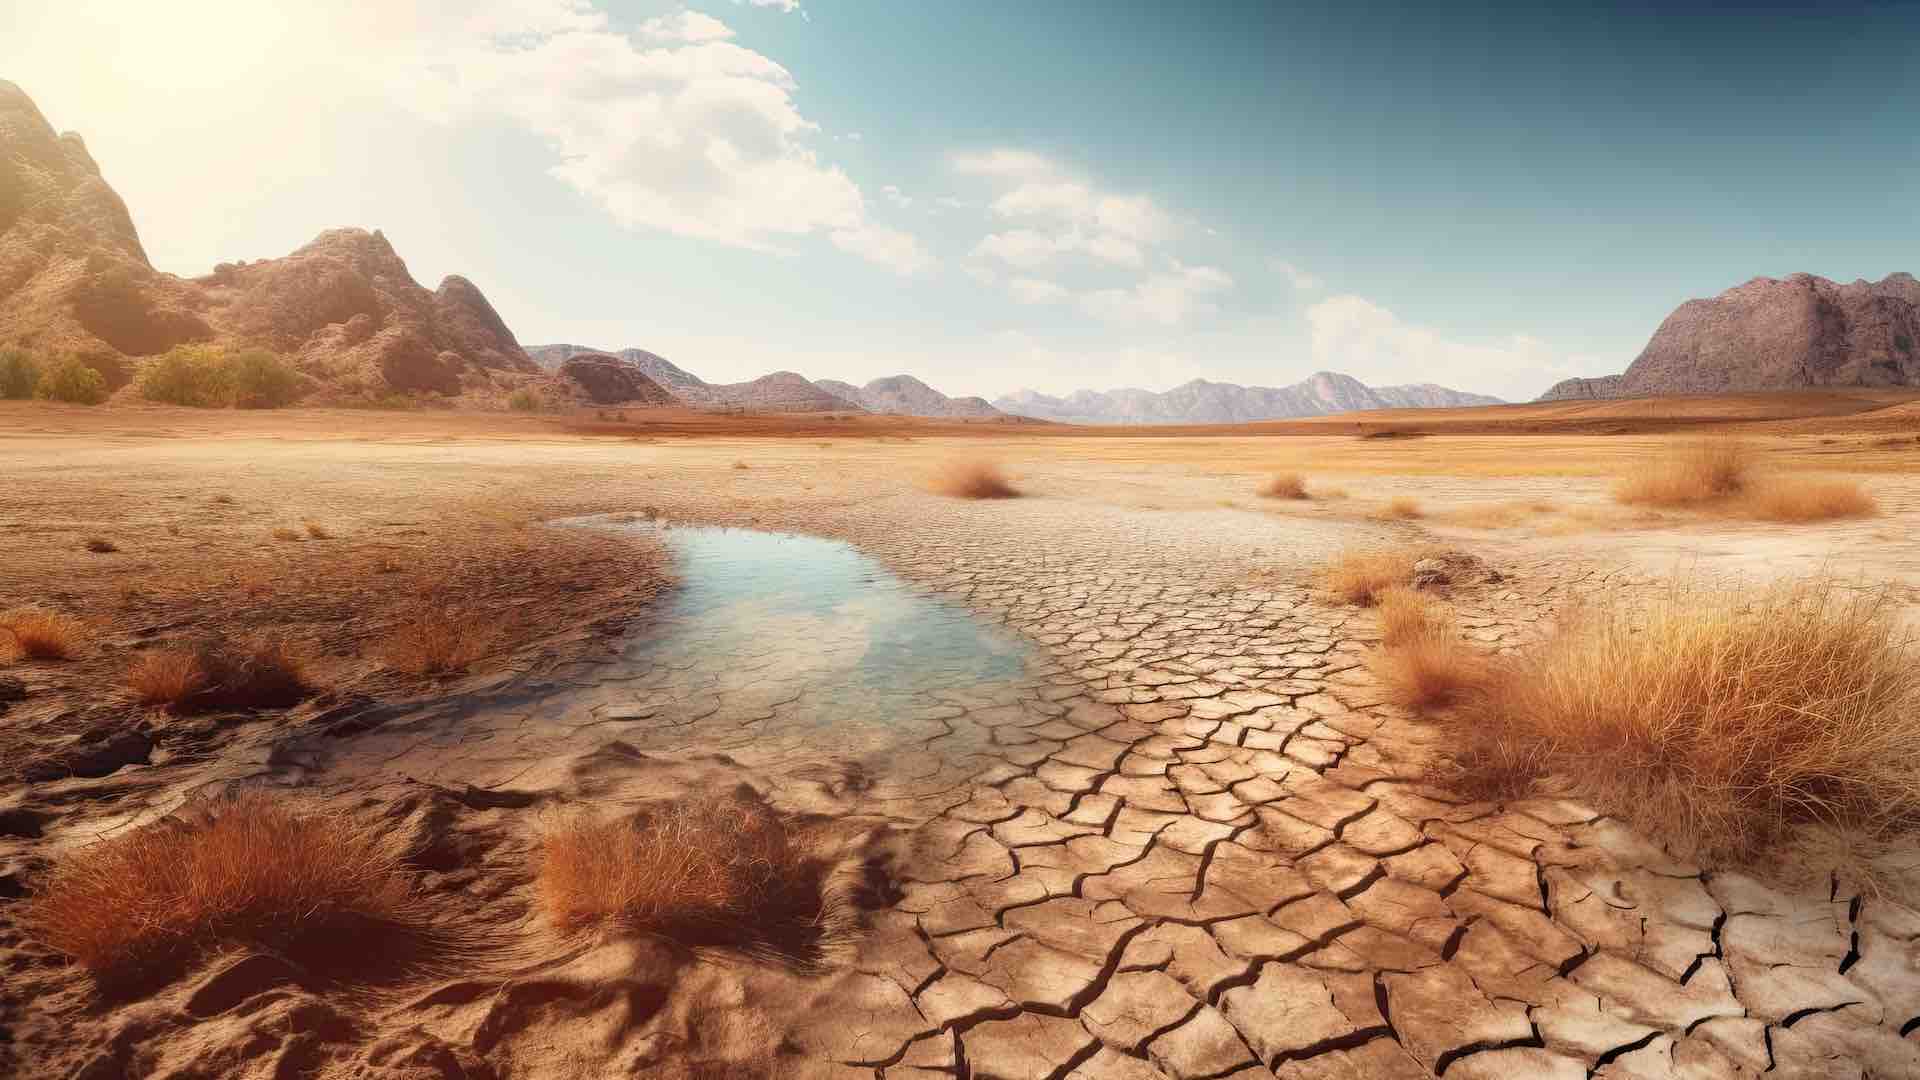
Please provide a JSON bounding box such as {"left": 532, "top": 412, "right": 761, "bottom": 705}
{"left": 2, "top": 402, "right": 1919, "bottom": 1079}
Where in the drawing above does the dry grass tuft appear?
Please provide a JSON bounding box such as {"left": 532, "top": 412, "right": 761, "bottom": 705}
{"left": 1450, "top": 577, "right": 1920, "bottom": 865}
{"left": 1322, "top": 548, "right": 1419, "bottom": 606}
{"left": 925, "top": 458, "right": 1020, "bottom": 499}
{"left": 84, "top": 537, "right": 118, "bottom": 553}
{"left": 375, "top": 605, "right": 500, "bottom": 676}
{"left": 1737, "top": 475, "right": 1877, "bottom": 522}
{"left": 270, "top": 526, "right": 302, "bottom": 542}
{"left": 1259, "top": 472, "right": 1309, "bottom": 499}
{"left": 1441, "top": 500, "right": 1562, "bottom": 530}
{"left": 127, "top": 637, "right": 309, "bottom": 712}
{"left": 539, "top": 793, "right": 837, "bottom": 961}
{"left": 1374, "top": 585, "right": 1444, "bottom": 647}
{"left": 21, "top": 793, "right": 421, "bottom": 980}
{"left": 1374, "top": 496, "right": 1424, "bottom": 520}
{"left": 1, "top": 606, "right": 86, "bottom": 660}
{"left": 1371, "top": 627, "right": 1490, "bottom": 710}
{"left": 731, "top": 460, "right": 750, "bottom": 470}
{"left": 1614, "top": 438, "right": 1751, "bottom": 507}
{"left": 303, "top": 520, "right": 333, "bottom": 539}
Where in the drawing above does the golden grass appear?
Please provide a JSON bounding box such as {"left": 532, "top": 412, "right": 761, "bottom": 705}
{"left": 270, "top": 526, "right": 302, "bottom": 542}
{"left": 1450, "top": 577, "right": 1920, "bottom": 865}
{"left": 1259, "top": 472, "right": 1309, "bottom": 499}
{"left": 127, "top": 637, "right": 309, "bottom": 712}
{"left": 1, "top": 606, "right": 85, "bottom": 659}
{"left": 1371, "top": 628, "right": 1490, "bottom": 710}
{"left": 22, "top": 793, "right": 420, "bottom": 980}
{"left": 1439, "top": 500, "right": 1562, "bottom": 530}
{"left": 539, "top": 794, "right": 836, "bottom": 959}
{"left": 924, "top": 458, "right": 1020, "bottom": 499}
{"left": 375, "top": 606, "right": 499, "bottom": 676}
{"left": 303, "top": 520, "right": 333, "bottom": 539}
{"left": 1373, "top": 496, "right": 1423, "bottom": 520}
{"left": 1322, "top": 548, "right": 1419, "bottom": 606}
{"left": 1614, "top": 438, "right": 1750, "bottom": 507}
{"left": 1737, "top": 475, "right": 1877, "bottom": 522}
{"left": 1374, "top": 585, "right": 1443, "bottom": 646}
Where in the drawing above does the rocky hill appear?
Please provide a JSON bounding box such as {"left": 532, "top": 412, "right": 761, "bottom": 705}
{"left": 994, "top": 372, "right": 1501, "bottom": 424}
{"left": 1539, "top": 273, "right": 1920, "bottom": 401}
{"left": 528, "top": 344, "right": 707, "bottom": 395}
{"left": 555, "top": 352, "right": 674, "bottom": 405}
{"left": 1, "top": 80, "right": 542, "bottom": 402}
{"left": 814, "top": 375, "right": 1003, "bottom": 418}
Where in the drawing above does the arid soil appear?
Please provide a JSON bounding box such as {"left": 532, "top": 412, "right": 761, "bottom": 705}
{"left": 3, "top": 400, "right": 1919, "bottom": 1079}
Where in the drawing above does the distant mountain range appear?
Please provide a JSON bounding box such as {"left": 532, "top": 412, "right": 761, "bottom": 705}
{"left": 992, "top": 372, "right": 1503, "bottom": 424}
{"left": 1539, "top": 272, "right": 1920, "bottom": 401}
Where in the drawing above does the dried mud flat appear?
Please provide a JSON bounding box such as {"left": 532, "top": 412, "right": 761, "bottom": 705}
{"left": 2, "top": 410, "right": 1919, "bottom": 1079}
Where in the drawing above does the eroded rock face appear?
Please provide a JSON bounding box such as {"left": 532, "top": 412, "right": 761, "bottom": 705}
{"left": 558, "top": 352, "right": 675, "bottom": 405}
{"left": 0, "top": 81, "right": 537, "bottom": 400}
{"left": 1538, "top": 273, "right": 1920, "bottom": 400}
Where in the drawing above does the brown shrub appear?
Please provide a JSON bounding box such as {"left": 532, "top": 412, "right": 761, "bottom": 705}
{"left": 1450, "top": 578, "right": 1920, "bottom": 865}
{"left": 84, "top": 537, "right": 118, "bottom": 553}
{"left": 375, "top": 606, "right": 499, "bottom": 676}
{"left": 21, "top": 793, "right": 421, "bottom": 980}
{"left": 1322, "top": 548, "right": 1419, "bottom": 606}
{"left": 1614, "top": 438, "right": 1750, "bottom": 507}
{"left": 126, "top": 650, "right": 207, "bottom": 708}
{"left": 127, "top": 637, "right": 308, "bottom": 713}
{"left": 539, "top": 793, "right": 837, "bottom": 960}
{"left": 924, "top": 458, "right": 1020, "bottom": 499}
{"left": 1259, "top": 472, "right": 1309, "bottom": 499}
{"left": 1371, "top": 628, "right": 1490, "bottom": 710}
{"left": 1, "top": 606, "right": 85, "bottom": 660}
{"left": 1737, "top": 475, "right": 1877, "bottom": 522}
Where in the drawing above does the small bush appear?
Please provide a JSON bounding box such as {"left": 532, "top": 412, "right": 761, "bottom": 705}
{"left": 1738, "top": 476, "right": 1877, "bottom": 522}
{"left": 226, "top": 348, "right": 300, "bottom": 408}
{"left": 1371, "top": 624, "right": 1489, "bottom": 710}
{"left": 1451, "top": 578, "right": 1920, "bottom": 864}
{"left": 925, "top": 458, "right": 1020, "bottom": 499}
{"left": 1614, "top": 439, "right": 1750, "bottom": 507}
{"left": 1260, "top": 472, "right": 1309, "bottom": 499}
{"left": 0, "top": 348, "right": 40, "bottom": 399}
{"left": 375, "top": 607, "right": 498, "bottom": 676}
{"left": 271, "top": 526, "right": 302, "bottom": 541}
{"left": 1, "top": 607, "right": 85, "bottom": 659}
{"left": 1375, "top": 496, "right": 1423, "bottom": 520}
{"left": 507, "top": 388, "right": 543, "bottom": 412}
{"left": 21, "top": 794, "right": 419, "bottom": 979}
{"left": 1322, "top": 548, "right": 1418, "bottom": 606}
{"left": 138, "top": 344, "right": 231, "bottom": 407}
{"left": 34, "top": 356, "right": 108, "bottom": 405}
{"left": 303, "top": 520, "right": 332, "bottom": 539}
{"left": 126, "top": 650, "right": 208, "bottom": 708}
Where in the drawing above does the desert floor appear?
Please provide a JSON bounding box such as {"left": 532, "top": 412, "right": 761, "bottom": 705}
{"left": 3, "top": 400, "right": 1919, "bottom": 1079}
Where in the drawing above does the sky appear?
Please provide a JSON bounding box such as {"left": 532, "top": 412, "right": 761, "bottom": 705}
{"left": 2, "top": 0, "right": 1916, "bottom": 401}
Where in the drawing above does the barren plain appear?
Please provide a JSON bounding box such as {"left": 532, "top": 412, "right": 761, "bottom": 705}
{"left": 3, "top": 397, "right": 1919, "bottom": 1080}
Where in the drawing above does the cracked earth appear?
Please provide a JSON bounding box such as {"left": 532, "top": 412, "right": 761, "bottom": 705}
{"left": 5, "top": 435, "right": 1919, "bottom": 1079}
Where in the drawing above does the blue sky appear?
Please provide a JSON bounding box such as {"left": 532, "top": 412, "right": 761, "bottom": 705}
{"left": 4, "top": 0, "right": 1916, "bottom": 399}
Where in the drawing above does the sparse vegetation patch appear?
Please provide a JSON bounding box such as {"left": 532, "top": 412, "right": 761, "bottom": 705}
{"left": 1, "top": 606, "right": 86, "bottom": 659}
{"left": 925, "top": 458, "right": 1020, "bottom": 499}
{"left": 1259, "top": 472, "right": 1309, "bottom": 499}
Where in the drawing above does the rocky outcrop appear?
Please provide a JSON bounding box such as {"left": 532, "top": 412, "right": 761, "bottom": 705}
{"left": 558, "top": 352, "right": 674, "bottom": 405}
{"left": 0, "top": 81, "right": 537, "bottom": 401}
{"left": 697, "top": 371, "right": 863, "bottom": 413}
{"left": 995, "top": 372, "right": 1502, "bottom": 425}
{"left": 529, "top": 344, "right": 707, "bottom": 394}
{"left": 815, "top": 375, "right": 1004, "bottom": 418}
{"left": 1535, "top": 273, "right": 1920, "bottom": 401}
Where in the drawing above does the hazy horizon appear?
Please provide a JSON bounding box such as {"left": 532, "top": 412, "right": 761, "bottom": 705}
{"left": 4, "top": 0, "right": 1914, "bottom": 401}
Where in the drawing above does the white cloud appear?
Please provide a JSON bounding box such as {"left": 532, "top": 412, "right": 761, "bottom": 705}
{"left": 955, "top": 149, "right": 1169, "bottom": 270}
{"left": 830, "top": 223, "right": 935, "bottom": 276}
{"left": 737, "top": 0, "right": 805, "bottom": 13}
{"left": 1274, "top": 259, "right": 1321, "bottom": 292}
{"left": 1008, "top": 277, "right": 1071, "bottom": 305}
{"left": 881, "top": 185, "right": 913, "bottom": 209}
{"left": 1082, "top": 263, "right": 1233, "bottom": 327}
{"left": 1307, "top": 294, "right": 1577, "bottom": 394}
{"left": 379, "top": 2, "right": 918, "bottom": 272}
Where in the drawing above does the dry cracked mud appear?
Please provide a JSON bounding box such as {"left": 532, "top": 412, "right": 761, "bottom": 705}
{"left": 5, "top": 443, "right": 1919, "bottom": 1080}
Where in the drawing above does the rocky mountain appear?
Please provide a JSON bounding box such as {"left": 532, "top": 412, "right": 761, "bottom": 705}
{"left": 1539, "top": 273, "right": 1920, "bottom": 401}
{"left": 814, "top": 375, "right": 1003, "bottom": 418}
{"left": 0, "top": 80, "right": 540, "bottom": 401}
{"left": 528, "top": 344, "right": 706, "bottom": 394}
{"left": 556, "top": 352, "right": 674, "bottom": 405}
{"left": 993, "top": 372, "right": 1501, "bottom": 424}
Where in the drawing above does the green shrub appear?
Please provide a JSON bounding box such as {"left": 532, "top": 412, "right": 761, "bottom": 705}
{"left": 0, "top": 348, "right": 39, "bottom": 399}
{"left": 34, "top": 356, "right": 108, "bottom": 405}
{"left": 226, "top": 348, "right": 299, "bottom": 408}
{"left": 507, "top": 388, "right": 544, "bottom": 412}
{"left": 138, "top": 345, "right": 299, "bottom": 408}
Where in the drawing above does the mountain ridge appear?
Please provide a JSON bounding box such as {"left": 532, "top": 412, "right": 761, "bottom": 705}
{"left": 993, "top": 372, "right": 1502, "bottom": 424}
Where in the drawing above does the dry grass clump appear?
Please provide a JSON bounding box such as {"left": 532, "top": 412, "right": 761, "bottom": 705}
{"left": 126, "top": 637, "right": 309, "bottom": 712}
{"left": 1613, "top": 438, "right": 1751, "bottom": 507}
{"left": 1368, "top": 589, "right": 1488, "bottom": 709}
{"left": 1322, "top": 548, "right": 1420, "bottom": 606}
{"left": 270, "top": 526, "right": 302, "bottom": 542}
{"left": 539, "top": 793, "right": 835, "bottom": 960}
{"left": 1737, "top": 475, "right": 1877, "bottom": 522}
{"left": 1, "top": 606, "right": 85, "bottom": 660}
{"left": 925, "top": 458, "right": 1020, "bottom": 499}
{"left": 374, "top": 605, "right": 500, "bottom": 676}
{"left": 84, "top": 537, "right": 119, "bottom": 553}
{"left": 303, "top": 520, "right": 333, "bottom": 539}
{"left": 1451, "top": 577, "right": 1920, "bottom": 865}
{"left": 1441, "top": 500, "right": 1562, "bottom": 530}
{"left": 21, "top": 793, "right": 420, "bottom": 980}
{"left": 1373, "top": 496, "right": 1423, "bottom": 520}
{"left": 1259, "top": 472, "right": 1309, "bottom": 499}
